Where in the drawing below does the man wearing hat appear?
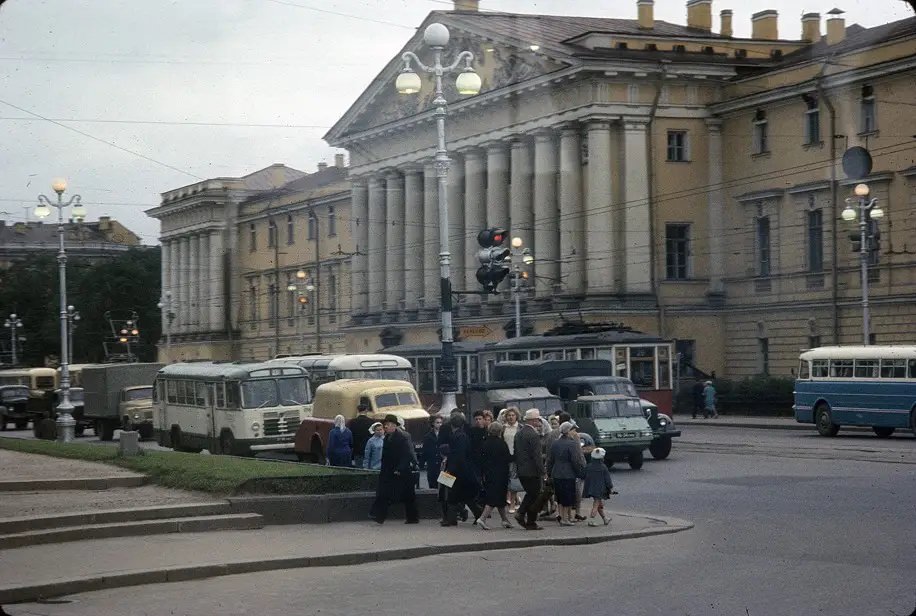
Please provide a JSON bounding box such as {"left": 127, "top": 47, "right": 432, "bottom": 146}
{"left": 513, "top": 409, "right": 545, "bottom": 530}
{"left": 349, "top": 403, "right": 374, "bottom": 468}
{"left": 369, "top": 414, "right": 419, "bottom": 525}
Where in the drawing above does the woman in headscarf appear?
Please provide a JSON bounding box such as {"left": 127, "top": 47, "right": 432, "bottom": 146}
{"left": 363, "top": 422, "right": 384, "bottom": 470}
{"left": 327, "top": 414, "right": 353, "bottom": 467}
{"left": 475, "top": 421, "right": 514, "bottom": 530}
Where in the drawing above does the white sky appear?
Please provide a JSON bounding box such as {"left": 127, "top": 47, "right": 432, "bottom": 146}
{"left": 0, "top": 0, "right": 911, "bottom": 244}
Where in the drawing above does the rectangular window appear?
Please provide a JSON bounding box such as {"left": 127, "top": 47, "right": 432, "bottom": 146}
{"left": 807, "top": 209, "right": 823, "bottom": 273}
{"left": 267, "top": 221, "right": 277, "bottom": 248}
{"left": 753, "top": 110, "right": 768, "bottom": 154}
{"left": 249, "top": 224, "right": 257, "bottom": 252}
{"left": 854, "top": 359, "right": 879, "bottom": 379}
{"left": 798, "top": 361, "right": 810, "bottom": 379}
{"left": 286, "top": 215, "right": 295, "bottom": 245}
{"left": 666, "top": 131, "right": 689, "bottom": 162}
{"left": 829, "top": 359, "right": 854, "bottom": 378}
{"left": 327, "top": 207, "right": 337, "bottom": 236}
{"left": 880, "top": 359, "right": 907, "bottom": 379}
{"left": 860, "top": 85, "right": 876, "bottom": 133}
{"left": 759, "top": 338, "right": 769, "bottom": 375}
{"left": 248, "top": 284, "right": 258, "bottom": 324}
{"left": 307, "top": 214, "right": 317, "bottom": 240}
{"left": 665, "top": 223, "right": 690, "bottom": 280}
{"left": 803, "top": 95, "right": 820, "bottom": 144}
{"left": 811, "top": 360, "right": 829, "bottom": 378}
{"left": 757, "top": 217, "right": 771, "bottom": 276}
{"left": 268, "top": 283, "right": 278, "bottom": 323}
{"left": 215, "top": 383, "right": 226, "bottom": 408}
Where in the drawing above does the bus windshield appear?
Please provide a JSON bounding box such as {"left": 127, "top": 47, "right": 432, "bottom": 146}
{"left": 591, "top": 399, "right": 643, "bottom": 418}
{"left": 277, "top": 377, "right": 309, "bottom": 406}
{"left": 242, "top": 378, "right": 309, "bottom": 408}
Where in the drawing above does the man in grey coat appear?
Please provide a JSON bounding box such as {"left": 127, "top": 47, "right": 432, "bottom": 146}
{"left": 514, "top": 409, "right": 545, "bottom": 530}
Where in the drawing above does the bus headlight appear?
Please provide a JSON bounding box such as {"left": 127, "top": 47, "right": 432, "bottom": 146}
{"left": 251, "top": 422, "right": 260, "bottom": 432}
{"left": 641, "top": 430, "right": 653, "bottom": 438}
{"left": 133, "top": 413, "right": 141, "bottom": 420}
{"left": 659, "top": 419, "right": 668, "bottom": 427}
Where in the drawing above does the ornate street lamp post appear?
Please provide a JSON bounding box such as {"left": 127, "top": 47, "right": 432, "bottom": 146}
{"left": 157, "top": 292, "right": 176, "bottom": 360}
{"left": 35, "top": 178, "right": 86, "bottom": 442}
{"left": 841, "top": 183, "right": 884, "bottom": 345}
{"left": 67, "top": 305, "right": 80, "bottom": 365}
{"left": 395, "top": 22, "right": 481, "bottom": 411}
{"left": 4, "top": 314, "right": 24, "bottom": 365}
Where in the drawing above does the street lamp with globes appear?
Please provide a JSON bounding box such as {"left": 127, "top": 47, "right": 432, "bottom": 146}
{"left": 841, "top": 182, "right": 884, "bottom": 344}
{"left": 35, "top": 178, "right": 85, "bottom": 442}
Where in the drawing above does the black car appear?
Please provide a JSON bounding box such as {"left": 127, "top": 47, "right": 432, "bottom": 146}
{"left": 0, "top": 385, "right": 30, "bottom": 430}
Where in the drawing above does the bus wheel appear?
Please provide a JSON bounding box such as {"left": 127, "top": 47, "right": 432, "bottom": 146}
{"left": 815, "top": 405, "right": 839, "bottom": 437}
{"left": 311, "top": 436, "right": 326, "bottom": 465}
{"left": 0, "top": 413, "right": 8, "bottom": 431}
{"left": 219, "top": 431, "right": 236, "bottom": 456}
{"left": 170, "top": 426, "right": 183, "bottom": 451}
{"left": 911, "top": 409, "right": 916, "bottom": 439}
{"left": 873, "top": 426, "right": 895, "bottom": 438}
{"left": 628, "top": 450, "right": 644, "bottom": 470}
{"left": 649, "top": 438, "right": 672, "bottom": 460}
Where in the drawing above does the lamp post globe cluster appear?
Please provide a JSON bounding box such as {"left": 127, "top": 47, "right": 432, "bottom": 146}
{"left": 4, "top": 314, "right": 24, "bottom": 366}
{"left": 35, "top": 178, "right": 84, "bottom": 442}
{"left": 841, "top": 183, "right": 884, "bottom": 345}
{"left": 395, "top": 22, "right": 481, "bottom": 411}
{"left": 287, "top": 269, "right": 318, "bottom": 353}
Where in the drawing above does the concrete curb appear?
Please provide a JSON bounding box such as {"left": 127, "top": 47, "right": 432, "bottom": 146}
{"left": 0, "top": 476, "right": 148, "bottom": 491}
{"left": 0, "top": 515, "right": 693, "bottom": 604}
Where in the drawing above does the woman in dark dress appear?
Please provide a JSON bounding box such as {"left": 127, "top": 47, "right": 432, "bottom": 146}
{"left": 475, "top": 422, "right": 514, "bottom": 530}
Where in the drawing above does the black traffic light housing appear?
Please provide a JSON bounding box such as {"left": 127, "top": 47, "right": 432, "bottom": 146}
{"left": 476, "top": 227, "right": 510, "bottom": 293}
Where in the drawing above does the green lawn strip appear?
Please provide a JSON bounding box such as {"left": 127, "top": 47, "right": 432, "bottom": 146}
{"left": 0, "top": 437, "right": 376, "bottom": 495}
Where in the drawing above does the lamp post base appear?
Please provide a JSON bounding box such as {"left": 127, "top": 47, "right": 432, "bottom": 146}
{"left": 56, "top": 413, "right": 76, "bottom": 443}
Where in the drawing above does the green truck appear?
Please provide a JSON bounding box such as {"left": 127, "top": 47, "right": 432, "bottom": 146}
{"left": 82, "top": 363, "right": 163, "bottom": 440}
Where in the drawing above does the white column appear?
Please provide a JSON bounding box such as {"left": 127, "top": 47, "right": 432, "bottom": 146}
{"left": 189, "top": 233, "right": 200, "bottom": 330}
{"left": 446, "top": 154, "right": 465, "bottom": 293}
{"left": 559, "top": 124, "right": 584, "bottom": 293}
{"left": 403, "top": 166, "right": 423, "bottom": 310}
{"left": 385, "top": 171, "right": 405, "bottom": 311}
{"left": 176, "top": 236, "right": 188, "bottom": 333}
{"left": 586, "top": 120, "right": 614, "bottom": 293}
{"left": 623, "top": 120, "right": 652, "bottom": 294}
{"left": 509, "top": 138, "right": 533, "bottom": 243}
{"left": 422, "top": 162, "right": 439, "bottom": 309}
{"left": 463, "top": 148, "right": 486, "bottom": 300}
{"left": 160, "top": 239, "right": 171, "bottom": 333}
{"left": 209, "top": 229, "right": 224, "bottom": 331}
{"left": 367, "top": 176, "right": 385, "bottom": 312}
{"left": 199, "top": 232, "right": 210, "bottom": 332}
{"left": 169, "top": 239, "right": 181, "bottom": 333}
{"left": 707, "top": 118, "right": 725, "bottom": 295}
{"left": 350, "top": 180, "right": 369, "bottom": 314}
{"left": 486, "top": 143, "right": 509, "bottom": 229}
{"left": 533, "top": 129, "right": 559, "bottom": 295}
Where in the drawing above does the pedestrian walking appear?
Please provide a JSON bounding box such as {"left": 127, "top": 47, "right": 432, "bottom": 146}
{"left": 422, "top": 415, "right": 443, "bottom": 489}
{"left": 547, "top": 421, "right": 586, "bottom": 526}
{"left": 363, "top": 422, "right": 384, "bottom": 470}
{"left": 513, "top": 409, "right": 545, "bottom": 530}
{"left": 442, "top": 414, "right": 482, "bottom": 526}
{"left": 468, "top": 410, "right": 490, "bottom": 482}
{"left": 369, "top": 415, "right": 419, "bottom": 525}
{"left": 327, "top": 414, "right": 353, "bottom": 467}
{"left": 692, "top": 380, "right": 705, "bottom": 419}
{"left": 703, "top": 380, "right": 718, "bottom": 418}
{"left": 582, "top": 447, "right": 615, "bottom": 526}
{"left": 475, "top": 421, "right": 514, "bottom": 530}
{"left": 349, "top": 404, "right": 374, "bottom": 467}
{"left": 574, "top": 428, "right": 595, "bottom": 521}
{"left": 501, "top": 407, "right": 521, "bottom": 512}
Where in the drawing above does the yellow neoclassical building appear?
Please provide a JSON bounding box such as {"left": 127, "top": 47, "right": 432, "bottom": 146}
{"left": 151, "top": 1, "right": 916, "bottom": 382}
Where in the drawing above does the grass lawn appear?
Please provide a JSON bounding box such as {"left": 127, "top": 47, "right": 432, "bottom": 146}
{"left": 0, "top": 437, "right": 376, "bottom": 495}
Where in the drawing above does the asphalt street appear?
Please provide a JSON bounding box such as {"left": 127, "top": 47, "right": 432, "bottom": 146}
{"left": 5, "top": 425, "right": 914, "bottom": 616}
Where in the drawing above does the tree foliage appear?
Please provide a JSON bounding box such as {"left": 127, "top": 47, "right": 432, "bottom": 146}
{"left": 0, "top": 248, "right": 161, "bottom": 366}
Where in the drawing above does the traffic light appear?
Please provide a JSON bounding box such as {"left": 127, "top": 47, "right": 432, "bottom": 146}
{"left": 476, "top": 227, "right": 510, "bottom": 293}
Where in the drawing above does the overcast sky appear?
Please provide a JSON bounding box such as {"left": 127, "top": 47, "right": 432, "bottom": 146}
{"left": 0, "top": 0, "right": 911, "bottom": 244}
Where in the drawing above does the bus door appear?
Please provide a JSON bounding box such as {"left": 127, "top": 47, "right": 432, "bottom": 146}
{"left": 207, "top": 382, "right": 219, "bottom": 442}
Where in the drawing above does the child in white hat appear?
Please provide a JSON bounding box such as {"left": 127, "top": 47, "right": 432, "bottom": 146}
{"left": 581, "top": 447, "right": 616, "bottom": 526}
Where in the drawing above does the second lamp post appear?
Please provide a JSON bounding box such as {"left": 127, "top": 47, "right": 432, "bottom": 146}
{"left": 841, "top": 182, "right": 884, "bottom": 345}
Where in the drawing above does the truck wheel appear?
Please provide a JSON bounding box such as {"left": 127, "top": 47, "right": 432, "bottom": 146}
{"left": 219, "top": 431, "right": 236, "bottom": 456}
{"left": 311, "top": 436, "right": 326, "bottom": 465}
{"left": 0, "top": 413, "right": 7, "bottom": 431}
{"left": 97, "top": 420, "right": 115, "bottom": 442}
{"left": 628, "top": 450, "right": 644, "bottom": 470}
{"left": 15, "top": 418, "right": 29, "bottom": 430}
{"left": 138, "top": 424, "right": 153, "bottom": 441}
{"left": 170, "top": 426, "right": 183, "bottom": 451}
{"left": 41, "top": 418, "right": 57, "bottom": 440}
{"left": 32, "top": 419, "right": 43, "bottom": 438}
{"left": 74, "top": 424, "right": 85, "bottom": 437}
{"left": 649, "top": 438, "right": 672, "bottom": 460}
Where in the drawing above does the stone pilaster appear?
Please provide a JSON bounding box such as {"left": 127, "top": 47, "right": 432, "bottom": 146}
{"left": 706, "top": 118, "right": 725, "bottom": 295}
{"left": 403, "top": 166, "right": 423, "bottom": 310}
{"left": 559, "top": 124, "right": 584, "bottom": 293}
{"left": 623, "top": 120, "right": 652, "bottom": 294}
{"left": 509, "top": 138, "right": 533, "bottom": 244}
{"left": 533, "top": 129, "right": 559, "bottom": 295}
{"left": 586, "top": 120, "right": 614, "bottom": 294}
{"left": 366, "top": 176, "right": 386, "bottom": 312}
{"left": 385, "top": 171, "right": 405, "bottom": 311}
{"left": 209, "top": 229, "right": 224, "bottom": 331}
{"left": 463, "top": 148, "right": 486, "bottom": 302}
{"left": 350, "top": 180, "right": 369, "bottom": 314}
{"left": 422, "top": 162, "right": 439, "bottom": 309}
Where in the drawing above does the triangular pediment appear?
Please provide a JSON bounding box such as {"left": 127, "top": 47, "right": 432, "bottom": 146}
{"left": 326, "top": 12, "right": 570, "bottom": 143}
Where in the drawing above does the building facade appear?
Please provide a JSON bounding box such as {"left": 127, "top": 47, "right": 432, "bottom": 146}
{"left": 323, "top": 1, "right": 915, "bottom": 379}
{"left": 0, "top": 217, "right": 140, "bottom": 268}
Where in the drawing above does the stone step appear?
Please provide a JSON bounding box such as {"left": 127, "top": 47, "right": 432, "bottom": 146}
{"left": 0, "top": 502, "right": 232, "bottom": 535}
{"left": 0, "top": 476, "right": 148, "bottom": 491}
{"left": 0, "top": 513, "right": 263, "bottom": 549}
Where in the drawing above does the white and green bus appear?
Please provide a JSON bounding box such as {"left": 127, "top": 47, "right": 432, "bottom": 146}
{"left": 153, "top": 362, "right": 312, "bottom": 456}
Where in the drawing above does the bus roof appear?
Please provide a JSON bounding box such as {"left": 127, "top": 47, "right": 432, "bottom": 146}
{"left": 0, "top": 367, "right": 56, "bottom": 376}
{"left": 314, "top": 379, "right": 418, "bottom": 395}
{"left": 157, "top": 361, "right": 306, "bottom": 380}
{"left": 271, "top": 354, "right": 412, "bottom": 370}
{"left": 800, "top": 346, "right": 916, "bottom": 360}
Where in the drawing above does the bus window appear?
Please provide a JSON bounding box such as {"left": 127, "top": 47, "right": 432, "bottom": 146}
{"left": 167, "top": 380, "right": 177, "bottom": 403}
{"left": 195, "top": 382, "right": 207, "bottom": 406}
{"left": 811, "top": 360, "right": 828, "bottom": 378}
{"left": 215, "top": 383, "right": 226, "bottom": 407}
{"left": 375, "top": 392, "right": 418, "bottom": 408}
{"left": 580, "top": 348, "right": 595, "bottom": 360}
{"left": 880, "top": 359, "right": 907, "bottom": 379}
{"left": 630, "top": 347, "right": 656, "bottom": 388}
{"left": 242, "top": 380, "right": 278, "bottom": 408}
{"left": 829, "top": 360, "right": 853, "bottom": 378}
{"left": 226, "top": 382, "right": 239, "bottom": 407}
{"left": 909, "top": 360, "right": 916, "bottom": 379}
{"left": 854, "top": 360, "right": 879, "bottom": 379}
{"left": 508, "top": 352, "right": 528, "bottom": 361}
{"left": 798, "top": 361, "right": 810, "bottom": 380}
{"left": 417, "top": 358, "right": 435, "bottom": 393}
{"left": 278, "top": 378, "right": 309, "bottom": 406}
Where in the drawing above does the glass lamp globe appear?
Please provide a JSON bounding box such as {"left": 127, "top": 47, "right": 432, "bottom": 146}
{"left": 34, "top": 203, "right": 51, "bottom": 219}
{"left": 396, "top": 70, "right": 421, "bottom": 94}
{"left": 456, "top": 70, "right": 482, "bottom": 95}
{"left": 854, "top": 183, "right": 870, "bottom": 197}
{"left": 71, "top": 203, "right": 87, "bottom": 221}
{"left": 870, "top": 206, "right": 884, "bottom": 219}
{"left": 841, "top": 207, "right": 857, "bottom": 221}
{"left": 296, "top": 269, "right": 307, "bottom": 280}
{"left": 511, "top": 237, "right": 523, "bottom": 249}
{"left": 51, "top": 178, "right": 67, "bottom": 193}
{"left": 423, "top": 23, "right": 450, "bottom": 47}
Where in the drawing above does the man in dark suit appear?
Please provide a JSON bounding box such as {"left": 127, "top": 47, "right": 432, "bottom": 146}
{"left": 349, "top": 404, "right": 374, "bottom": 467}
{"left": 514, "top": 408, "right": 545, "bottom": 530}
{"left": 369, "top": 414, "right": 419, "bottom": 525}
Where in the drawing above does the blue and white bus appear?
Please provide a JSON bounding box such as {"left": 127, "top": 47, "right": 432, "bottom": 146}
{"left": 795, "top": 346, "right": 916, "bottom": 438}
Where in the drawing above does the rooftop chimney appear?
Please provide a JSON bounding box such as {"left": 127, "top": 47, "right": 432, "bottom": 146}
{"left": 826, "top": 8, "right": 846, "bottom": 45}
{"left": 453, "top": 0, "right": 479, "bottom": 10}
{"left": 687, "top": 0, "right": 712, "bottom": 31}
{"left": 751, "top": 9, "right": 778, "bottom": 40}
{"left": 317, "top": 162, "right": 328, "bottom": 172}
{"left": 637, "top": 0, "right": 654, "bottom": 29}
{"left": 334, "top": 153, "right": 346, "bottom": 168}
{"left": 720, "top": 9, "right": 733, "bottom": 37}
{"left": 802, "top": 12, "right": 821, "bottom": 42}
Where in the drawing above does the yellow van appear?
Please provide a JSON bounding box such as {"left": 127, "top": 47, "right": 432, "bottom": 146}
{"left": 294, "top": 379, "right": 428, "bottom": 463}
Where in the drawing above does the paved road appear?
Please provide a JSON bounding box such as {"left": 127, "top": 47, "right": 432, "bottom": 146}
{"left": 5, "top": 427, "right": 915, "bottom": 616}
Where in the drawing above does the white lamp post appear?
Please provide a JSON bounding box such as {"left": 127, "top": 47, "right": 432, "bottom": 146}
{"left": 841, "top": 182, "right": 884, "bottom": 345}
{"left": 4, "top": 314, "right": 24, "bottom": 365}
{"left": 396, "top": 22, "right": 481, "bottom": 411}
{"left": 66, "top": 305, "right": 80, "bottom": 365}
{"left": 509, "top": 238, "right": 534, "bottom": 338}
{"left": 35, "top": 178, "right": 85, "bottom": 442}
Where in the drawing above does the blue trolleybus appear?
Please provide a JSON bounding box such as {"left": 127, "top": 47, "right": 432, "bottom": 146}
{"left": 795, "top": 346, "right": 916, "bottom": 438}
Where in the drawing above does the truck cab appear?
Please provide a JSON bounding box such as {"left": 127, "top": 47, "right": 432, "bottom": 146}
{"left": 465, "top": 382, "right": 563, "bottom": 417}
{"left": 119, "top": 385, "right": 155, "bottom": 439}
{"left": 566, "top": 394, "right": 653, "bottom": 469}
{"left": 0, "top": 385, "right": 30, "bottom": 430}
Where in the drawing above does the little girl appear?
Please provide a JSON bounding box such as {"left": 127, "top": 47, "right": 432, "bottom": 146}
{"left": 582, "top": 447, "right": 615, "bottom": 526}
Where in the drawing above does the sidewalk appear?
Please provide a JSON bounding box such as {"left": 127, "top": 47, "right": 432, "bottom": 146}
{"left": 0, "top": 449, "right": 692, "bottom": 604}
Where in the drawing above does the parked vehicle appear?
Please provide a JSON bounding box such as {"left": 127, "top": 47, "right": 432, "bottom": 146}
{"left": 0, "top": 385, "right": 30, "bottom": 430}
{"left": 294, "top": 379, "right": 428, "bottom": 463}
{"left": 0, "top": 367, "right": 59, "bottom": 439}
{"left": 83, "top": 363, "right": 164, "bottom": 441}
{"left": 566, "top": 394, "right": 654, "bottom": 469}
{"left": 154, "top": 362, "right": 311, "bottom": 456}
{"left": 270, "top": 354, "right": 413, "bottom": 390}
{"left": 465, "top": 382, "right": 564, "bottom": 416}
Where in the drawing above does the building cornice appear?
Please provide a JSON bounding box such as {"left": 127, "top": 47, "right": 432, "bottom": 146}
{"left": 735, "top": 188, "right": 784, "bottom": 203}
